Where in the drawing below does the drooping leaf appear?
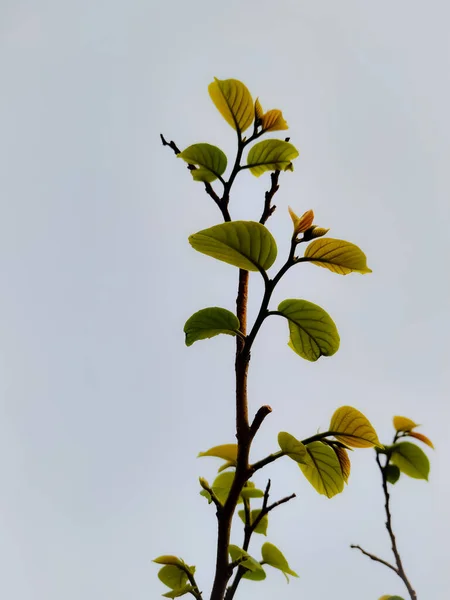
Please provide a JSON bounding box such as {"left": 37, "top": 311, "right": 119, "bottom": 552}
{"left": 189, "top": 221, "right": 277, "bottom": 272}
{"left": 298, "top": 441, "right": 345, "bottom": 498}
{"left": 393, "top": 416, "right": 419, "bottom": 432}
{"left": 198, "top": 443, "right": 238, "bottom": 462}
{"left": 303, "top": 238, "right": 372, "bottom": 275}
{"left": 261, "top": 542, "right": 298, "bottom": 581}
{"left": 329, "top": 406, "right": 382, "bottom": 448}
{"left": 153, "top": 556, "right": 185, "bottom": 567}
{"left": 228, "top": 545, "right": 266, "bottom": 581}
{"left": 278, "top": 432, "right": 309, "bottom": 464}
{"left": 261, "top": 109, "right": 288, "bottom": 132}
{"left": 238, "top": 509, "right": 268, "bottom": 535}
{"left": 178, "top": 143, "right": 227, "bottom": 182}
{"left": 391, "top": 442, "right": 430, "bottom": 480}
{"left": 385, "top": 464, "right": 401, "bottom": 484}
{"left": 158, "top": 565, "right": 188, "bottom": 590}
{"left": 408, "top": 431, "right": 434, "bottom": 449}
{"left": 277, "top": 299, "right": 340, "bottom": 361}
{"left": 333, "top": 445, "right": 351, "bottom": 483}
{"left": 184, "top": 308, "right": 240, "bottom": 346}
{"left": 208, "top": 78, "right": 254, "bottom": 133}
{"left": 247, "top": 139, "right": 299, "bottom": 177}
{"left": 162, "top": 585, "right": 195, "bottom": 598}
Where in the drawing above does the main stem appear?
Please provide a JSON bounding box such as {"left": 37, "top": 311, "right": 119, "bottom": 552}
{"left": 209, "top": 270, "right": 251, "bottom": 600}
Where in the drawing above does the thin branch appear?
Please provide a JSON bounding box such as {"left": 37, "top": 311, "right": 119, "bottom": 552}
{"left": 180, "top": 565, "right": 203, "bottom": 600}
{"left": 259, "top": 171, "right": 280, "bottom": 224}
{"left": 249, "top": 405, "right": 272, "bottom": 439}
{"left": 350, "top": 545, "right": 398, "bottom": 574}
{"left": 250, "top": 451, "right": 285, "bottom": 474}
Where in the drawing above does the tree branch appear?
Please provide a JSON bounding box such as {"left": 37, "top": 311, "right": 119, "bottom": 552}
{"left": 249, "top": 405, "right": 272, "bottom": 439}
{"left": 350, "top": 544, "right": 398, "bottom": 574}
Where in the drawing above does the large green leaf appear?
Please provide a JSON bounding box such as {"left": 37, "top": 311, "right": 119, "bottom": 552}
{"left": 228, "top": 545, "right": 266, "bottom": 581}
{"left": 247, "top": 139, "right": 299, "bottom": 177}
{"left": 278, "top": 432, "right": 308, "bottom": 464}
{"left": 184, "top": 307, "right": 240, "bottom": 346}
{"left": 189, "top": 221, "right": 277, "bottom": 272}
{"left": 238, "top": 509, "right": 268, "bottom": 535}
{"left": 303, "top": 238, "right": 372, "bottom": 275}
{"left": 299, "top": 441, "right": 345, "bottom": 498}
{"left": 329, "top": 406, "right": 382, "bottom": 448}
{"left": 261, "top": 542, "right": 298, "bottom": 581}
{"left": 158, "top": 565, "right": 188, "bottom": 590}
{"left": 391, "top": 442, "right": 430, "bottom": 480}
{"left": 208, "top": 78, "right": 254, "bottom": 133}
{"left": 178, "top": 143, "right": 227, "bottom": 183}
{"left": 277, "top": 299, "right": 340, "bottom": 361}
{"left": 198, "top": 443, "right": 237, "bottom": 462}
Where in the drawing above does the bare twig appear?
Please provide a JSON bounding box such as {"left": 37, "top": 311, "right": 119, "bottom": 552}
{"left": 350, "top": 545, "right": 398, "bottom": 574}
{"left": 250, "top": 405, "right": 272, "bottom": 439}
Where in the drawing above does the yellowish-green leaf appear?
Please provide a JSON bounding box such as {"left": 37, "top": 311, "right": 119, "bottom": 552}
{"left": 333, "top": 445, "right": 351, "bottom": 483}
{"left": 178, "top": 143, "right": 227, "bottom": 183}
{"left": 277, "top": 299, "right": 340, "bottom": 361}
{"left": 408, "top": 431, "right": 434, "bottom": 449}
{"left": 238, "top": 509, "right": 268, "bottom": 535}
{"left": 217, "top": 461, "right": 236, "bottom": 473}
{"left": 162, "top": 585, "right": 194, "bottom": 598}
{"left": 198, "top": 443, "right": 238, "bottom": 462}
{"left": 385, "top": 464, "right": 401, "bottom": 484}
{"left": 329, "top": 406, "right": 382, "bottom": 448}
{"left": 393, "top": 416, "right": 419, "bottom": 432}
{"left": 211, "top": 471, "right": 235, "bottom": 505}
{"left": 288, "top": 207, "right": 314, "bottom": 235}
{"left": 255, "top": 98, "right": 264, "bottom": 120}
{"left": 228, "top": 545, "right": 266, "bottom": 581}
{"left": 303, "top": 238, "right": 372, "bottom": 275}
{"left": 153, "top": 556, "right": 185, "bottom": 567}
{"left": 379, "top": 596, "right": 405, "bottom": 600}
{"left": 261, "top": 542, "right": 298, "bottom": 581}
{"left": 208, "top": 78, "right": 254, "bottom": 133}
{"left": 189, "top": 221, "right": 277, "bottom": 272}
{"left": 247, "top": 139, "right": 299, "bottom": 177}
{"left": 299, "top": 441, "right": 345, "bottom": 498}
{"left": 158, "top": 565, "right": 188, "bottom": 590}
{"left": 278, "top": 432, "right": 309, "bottom": 464}
{"left": 184, "top": 307, "right": 240, "bottom": 346}
{"left": 261, "top": 109, "right": 288, "bottom": 132}
{"left": 391, "top": 442, "right": 430, "bottom": 480}
{"left": 306, "top": 226, "right": 330, "bottom": 240}
{"left": 240, "top": 487, "right": 264, "bottom": 499}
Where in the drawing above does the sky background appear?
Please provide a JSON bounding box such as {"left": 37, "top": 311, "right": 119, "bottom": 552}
{"left": 1, "top": 1, "right": 449, "bottom": 599}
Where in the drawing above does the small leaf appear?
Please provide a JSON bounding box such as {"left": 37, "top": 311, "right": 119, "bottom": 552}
{"left": 255, "top": 98, "right": 264, "bottom": 120}
{"left": 217, "top": 461, "right": 235, "bottom": 473}
{"left": 299, "top": 442, "right": 345, "bottom": 498}
{"left": 184, "top": 308, "right": 240, "bottom": 347}
{"left": 162, "top": 585, "right": 194, "bottom": 598}
{"left": 379, "top": 597, "right": 405, "bottom": 600}
{"left": 278, "top": 432, "right": 309, "bottom": 464}
{"left": 198, "top": 443, "right": 238, "bottom": 462}
{"left": 261, "top": 109, "right": 288, "bottom": 132}
{"left": 333, "top": 445, "right": 351, "bottom": 483}
{"left": 228, "top": 545, "right": 266, "bottom": 581}
{"left": 303, "top": 238, "right": 372, "bottom": 275}
{"left": 305, "top": 226, "right": 330, "bottom": 240}
{"left": 247, "top": 139, "right": 299, "bottom": 177}
{"left": 288, "top": 207, "right": 314, "bottom": 235}
{"left": 208, "top": 78, "right": 254, "bottom": 133}
{"left": 189, "top": 221, "right": 277, "bottom": 272}
{"left": 153, "top": 556, "right": 185, "bottom": 567}
{"left": 277, "top": 299, "right": 340, "bottom": 362}
{"left": 391, "top": 442, "right": 430, "bottom": 480}
{"left": 211, "top": 471, "right": 235, "bottom": 505}
{"left": 261, "top": 542, "right": 298, "bottom": 581}
{"left": 329, "top": 406, "right": 382, "bottom": 448}
{"left": 240, "top": 487, "right": 264, "bottom": 499}
{"left": 393, "top": 416, "right": 419, "bottom": 432}
{"left": 199, "top": 489, "right": 212, "bottom": 503}
{"left": 158, "top": 565, "right": 188, "bottom": 590}
{"left": 385, "top": 464, "right": 401, "bottom": 484}
{"left": 178, "top": 143, "right": 227, "bottom": 182}
{"left": 408, "top": 431, "right": 434, "bottom": 449}
{"left": 238, "top": 509, "right": 268, "bottom": 535}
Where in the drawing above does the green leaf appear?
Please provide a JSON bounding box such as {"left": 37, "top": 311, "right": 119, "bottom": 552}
{"left": 385, "top": 464, "right": 401, "bottom": 484}
{"left": 162, "top": 586, "right": 194, "bottom": 598}
{"left": 238, "top": 509, "right": 268, "bottom": 535}
{"left": 391, "top": 442, "right": 430, "bottom": 480}
{"left": 178, "top": 143, "right": 227, "bottom": 182}
{"left": 158, "top": 565, "right": 188, "bottom": 590}
{"left": 303, "top": 238, "right": 372, "bottom": 275}
{"left": 153, "top": 556, "right": 185, "bottom": 567}
{"left": 208, "top": 78, "right": 254, "bottom": 133}
{"left": 277, "top": 299, "right": 340, "bottom": 361}
{"left": 184, "top": 307, "right": 240, "bottom": 347}
{"left": 278, "top": 432, "right": 309, "bottom": 464}
{"left": 228, "top": 545, "right": 266, "bottom": 581}
{"left": 217, "top": 461, "right": 235, "bottom": 473}
{"left": 240, "top": 487, "right": 264, "bottom": 499}
{"left": 379, "top": 596, "right": 406, "bottom": 600}
{"left": 329, "top": 406, "right": 382, "bottom": 448}
{"left": 261, "top": 542, "right": 298, "bottom": 582}
{"left": 299, "top": 441, "right": 345, "bottom": 498}
{"left": 211, "top": 471, "right": 236, "bottom": 505}
{"left": 247, "top": 139, "right": 299, "bottom": 177}
{"left": 198, "top": 443, "right": 238, "bottom": 462}
{"left": 189, "top": 221, "right": 277, "bottom": 272}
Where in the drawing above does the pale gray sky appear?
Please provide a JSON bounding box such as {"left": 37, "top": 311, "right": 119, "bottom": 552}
{"left": 1, "top": 1, "right": 449, "bottom": 599}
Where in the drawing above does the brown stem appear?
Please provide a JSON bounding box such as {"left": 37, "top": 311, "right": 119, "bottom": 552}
{"left": 350, "top": 545, "right": 398, "bottom": 574}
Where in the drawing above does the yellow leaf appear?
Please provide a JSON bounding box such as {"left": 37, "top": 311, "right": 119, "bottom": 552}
{"left": 307, "top": 226, "right": 330, "bottom": 239}
{"left": 198, "top": 444, "right": 238, "bottom": 462}
{"left": 303, "top": 238, "right": 372, "bottom": 275}
{"left": 288, "top": 208, "right": 314, "bottom": 235}
{"left": 330, "top": 406, "right": 382, "bottom": 448}
{"left": 393, "top": 416, "right": 419, "bottom": 432}
{"left": 408, "top": 431, "right": 434, "bottom": 449}
{"left": 333, "top": 446, "right": 351, "bottom": 483}
{"left": 255, "top": 98, "right": 264, "bottom": 120}
{"left": 208, "top": 78, "right": 254, "bottom": 133}
{"left": 261, "top": 109, "right": 288, "bottom": 132}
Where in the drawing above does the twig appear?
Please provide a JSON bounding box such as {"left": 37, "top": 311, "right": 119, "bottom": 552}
{"left": 259, "top": 171, "right": 280, "bottom": 224}
{"left": 249, "top": 405, "right": 272, "bottom": 439}
{"left": 350, "top": 545, "right": 398, "bottom": 574}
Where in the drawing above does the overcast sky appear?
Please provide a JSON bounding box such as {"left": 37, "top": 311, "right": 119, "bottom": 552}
{"left": 1, "top": 1, "right": 449, "bottom": 599}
